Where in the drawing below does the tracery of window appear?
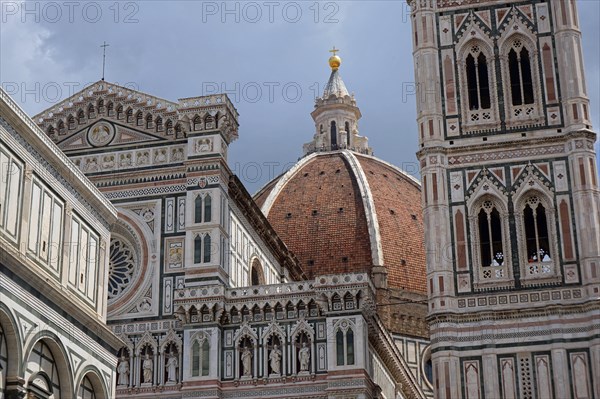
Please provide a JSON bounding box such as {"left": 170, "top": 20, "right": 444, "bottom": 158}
{"left": 466, "top": 46, "right": 491, "bottom": 111}
{"left": 500, "top": 35, "right": 544, "bottom": 126}
{"left": 477, "top": 201, "right": 504, "bottom": 268}
{"left": 515, "top": 191, "right": 560, "bottom": 284}
{"left": 108, "top": 237, "right": 137, "bottom": 300}
{"left": 460, "top": 41, "right": 496, "bottom": 129}
{"left": 508, "top": 39, "right": 534, "bottom": 106}
{"left": 469, "top": 196, "right": 512, "bottom": 287}
{"left": 524, "top": 196, "right": 551, "bottom": 267}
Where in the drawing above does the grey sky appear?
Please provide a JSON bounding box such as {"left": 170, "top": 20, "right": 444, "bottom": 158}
{"left": 1, "top": 0, "right": 599, "bottom": 194}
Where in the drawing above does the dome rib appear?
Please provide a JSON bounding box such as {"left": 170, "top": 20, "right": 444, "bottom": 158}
{"left": 342, "top": 150, "right": 384, "bottom": 267}
{"left": 260, "top": 152, "right": 320, "bottom": 217}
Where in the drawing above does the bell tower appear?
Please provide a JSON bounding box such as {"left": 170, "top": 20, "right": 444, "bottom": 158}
{"left": 409, "top": 0, "right": 600, "bottom": 397}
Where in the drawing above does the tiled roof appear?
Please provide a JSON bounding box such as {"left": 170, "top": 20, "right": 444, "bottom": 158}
{"left": 254, "top": 151, "right": 426, "bottom": 294}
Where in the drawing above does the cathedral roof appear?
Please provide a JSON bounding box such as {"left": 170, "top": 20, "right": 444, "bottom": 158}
{"left": 254, "top": 150, "right": 426, "bottom": 294}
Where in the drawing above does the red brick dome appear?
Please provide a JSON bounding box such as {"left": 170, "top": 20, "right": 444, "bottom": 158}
{"left": 254, "top": 150, "right": 426, "bottom": 294}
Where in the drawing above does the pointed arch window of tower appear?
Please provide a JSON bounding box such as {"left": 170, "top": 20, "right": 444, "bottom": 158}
{"left": 500, "top": 36, "right": 543, "bottom": 127}
{"left": 194, "top": 235, "right": 202, "bottom": 263}
{"left": 515, "top": 191, "right": 559, "bottom": 283}
{"left": 203, "top": 234, "right": 211, "bottom": 263}
{"left": 466, "top": 48, "right": 491, "bottom": 111}
{"left": 335, "top": 324, "right": 355, "bottom": 366}
{"left": 195, "top": 196, "right": 203, "bottom": 223}
{"left": 469, "top": 195, "right": 512, "bottom": 287}
{"left": 523, "top": 196, "right": 551, "bottom": 264}
{"left": 194, "top": 194, "right": 212, "bottom": 224}
{"left": 193, "top": 233, "right": 212, "bottom": 264}
{"left": 204, "top": 194, "right": 212, "bottom": 223}
{"left": 508, "top": 40, "right": 534, "bottom": 106}
{"left": 192, "top": 337, "right": 210, "bottom": 377}
{"left": 478, "top": 201, "right": 503, "bottom": 268}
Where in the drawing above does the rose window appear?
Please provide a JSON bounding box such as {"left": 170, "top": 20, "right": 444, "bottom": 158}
{"left": 108, "top": 237, "right": 137, "bottom": 300}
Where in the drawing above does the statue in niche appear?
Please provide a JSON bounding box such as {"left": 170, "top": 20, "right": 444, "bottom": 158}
{"left": 117, "top": 355, "right": 130, "bottom": 386}
{"left": 239, "top": 343, "right": 253, "bottom": 378}
{"left": 269, "top": 344, "right": 282, "bottom": 375}
{"left": 295, "top": 335, "right": 312, "bottom": 373}
{"left": 165, "top": 351, "right": 178, "bottom": 383}
{"left": 298, "top": 342, "right": 310, "bottom": 372}
{"left": 142, "top": 353, "right": 153, "bottom": 383}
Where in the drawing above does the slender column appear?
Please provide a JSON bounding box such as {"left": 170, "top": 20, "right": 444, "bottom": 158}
{"left": 128, "top": 354, "right": 134, "bottom": 388}
{"left": 154, "top": 351, "right": 159, "bottom": 386}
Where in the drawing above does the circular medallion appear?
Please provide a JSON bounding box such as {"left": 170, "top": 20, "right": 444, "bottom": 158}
{"left": 88, "top": 122, "right": 115, "bottom": 147}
